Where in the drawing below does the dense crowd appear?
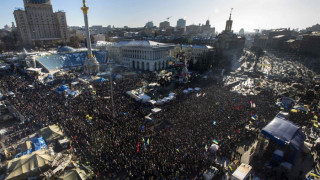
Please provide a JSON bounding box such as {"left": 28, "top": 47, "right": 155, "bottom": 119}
{"left": 0, "top": 70, "right": 285, "bottom": 179}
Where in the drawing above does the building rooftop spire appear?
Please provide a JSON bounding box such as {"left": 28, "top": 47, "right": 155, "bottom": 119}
{"left": 229, "top": 8, "right": 233, "bottom": 20}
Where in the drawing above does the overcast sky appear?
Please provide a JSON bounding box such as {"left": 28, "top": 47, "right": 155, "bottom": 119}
{"left": 0, "top": 0, "right": 319, "bottom": 33}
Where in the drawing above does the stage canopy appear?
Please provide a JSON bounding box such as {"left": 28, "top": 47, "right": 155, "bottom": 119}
{"left": 261, "top": 117, "right": 305, "bottom": 151}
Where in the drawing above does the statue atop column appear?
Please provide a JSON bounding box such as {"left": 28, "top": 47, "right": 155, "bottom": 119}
{"left": 82, "top": 0, "right": 100, "bottom": 75}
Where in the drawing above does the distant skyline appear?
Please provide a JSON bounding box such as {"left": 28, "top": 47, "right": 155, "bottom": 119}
{"left": 0, "top": 0, "right": 319, "bottom": 33}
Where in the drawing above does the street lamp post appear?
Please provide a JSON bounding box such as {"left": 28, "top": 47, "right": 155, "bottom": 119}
{"left": 108, "top": 60, "right": 115, "bottom": 118}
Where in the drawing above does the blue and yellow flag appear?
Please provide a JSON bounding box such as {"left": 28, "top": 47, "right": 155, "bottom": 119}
{"left": 176, "top": 148, "right": 180, "bottom": 152}
{"left": 147, "top": 138, "right": 150, "bottom": 146}
{"left": 251, "top": 115, "right": 257, "bottom": 120}
{"left": 213, "top": 139, "right": 219, "bottom": 144}
{"left": 213, "top": 121, "right": 217, "bottom": 125}
{"left": 310, "top": 172, "right": 320, "bottom": 177}
{"left": 228, "top": 165, "right": 233, "bottom": 171}
{"left": 228, "top": 135, "right": 231, "bottom": 139}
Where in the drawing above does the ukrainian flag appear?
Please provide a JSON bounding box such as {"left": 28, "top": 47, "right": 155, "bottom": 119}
{"left": 147, "top": 138, "right": 150, "bottom": 146}
{"left": 228, "top": 165, "right": 233, "bottom": 171}
{"left": 228, "top": 135, "right": 231, "bottom": 139}
{"left": 310, "top": 172, "right": 320, "bottom": 177}
{"left": 176, "top": 148, "right": 180, "bottom": 152}
{"left": 314, "top": 123, "right": 319, "bottom": 128}
{"left": 315, "top": 115, "right": 318, "bottom": 120}
{"left": 213, "top": 121, "right": 217, "bottom": 125}
{"left": 251, "top": 115, "right": 257, "bottom": 120}
{"left": 213, "top": 139, "right": 219, "bottom": 144}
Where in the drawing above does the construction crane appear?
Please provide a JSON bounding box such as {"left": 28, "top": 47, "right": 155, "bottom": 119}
{"left": 166, "top": 16, "right": 172, "bottom": 21}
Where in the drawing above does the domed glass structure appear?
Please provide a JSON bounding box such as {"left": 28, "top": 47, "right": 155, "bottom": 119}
{"left": 57, "top": 46, "right": 76, "bottom": 54}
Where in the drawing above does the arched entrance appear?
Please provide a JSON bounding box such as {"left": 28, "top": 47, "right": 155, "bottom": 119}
{"left": 132, "top": 61, "right": 135, "bottom": 69}
{"left": 137, "top": 61, "right": 140, "bottom": 69}
{"left": 146, "top": 62, "right": 150, "bottom": 71}
{"left": 154, "top": 62, "right": 157, "bottom": 70}
{"left": 142, "top": 62, "right": 145, "bottom": 70}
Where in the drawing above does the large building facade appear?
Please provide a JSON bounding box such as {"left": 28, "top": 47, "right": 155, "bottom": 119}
{"left": 14, "top": 0, "right": 69, "bottom": 47}
{"left": 104, "top": 40, "right": 175, "bottom": 71}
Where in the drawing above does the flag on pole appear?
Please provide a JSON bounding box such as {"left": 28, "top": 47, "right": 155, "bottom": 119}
{"left": 213, "top": 121, "right": 217, "bottom": 125}
{"left": 213, "top": 139, "right": 219, "bottom": 144}
{"left": 249, "top": 121, "right": 253, "bottom": 124}
{"left": 315, "top": 115, "right": 318, "bottom": 120}
{"left": 228, "top": 135, "right": 231, "bottom": 139}
{"left": 251, "top": 115, "right": 257, "bottom": 120}
{"left": 228, "top": 165, "right": 233, "bottom": 171}
{"left": 176, "top": 148, "right": 180, "bottom": 152}
{"left": 314, "top": 123, "right": 319, "bottom": 128}
{"left": 147, "top": 138, "right": 150, "bottom": 146}
{"left": 142, "top": 137, "right": 145, "bottom": 142}
{"left": 310, "top": 172, "right": 320, "bottom": 177}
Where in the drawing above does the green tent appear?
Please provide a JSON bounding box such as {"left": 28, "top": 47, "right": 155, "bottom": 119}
{"left": 38, "top": 125, "right": 64, "bottom": 144}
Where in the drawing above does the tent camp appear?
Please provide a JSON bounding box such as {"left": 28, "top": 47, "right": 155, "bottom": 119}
{"left": 58, "top": 168, "right": 90, "bottom": 180}
{"left": 6, "top": 150, "right": 53, "bottom": 180}
{"left": 38, "top": 125, "right": 64, "bottom": 144}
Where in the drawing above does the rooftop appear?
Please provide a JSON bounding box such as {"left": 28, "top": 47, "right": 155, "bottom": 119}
{"left": 118, "top": 40, "right": 175, "bottom": 48}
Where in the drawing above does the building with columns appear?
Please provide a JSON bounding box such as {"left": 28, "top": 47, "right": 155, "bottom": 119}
{"left": 103, "top": 40, "right": 175, "bottom": 71}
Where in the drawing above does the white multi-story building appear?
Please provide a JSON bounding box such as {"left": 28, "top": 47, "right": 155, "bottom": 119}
{"left": 99, "top": 40, "right": 175, "bottom": 71}
{"left": 92, "top": 34, "right": 105, "bottom": 43}
{"left": 176, "top": 19, "right": 186, "bottom": 29}
{"left": 145, "top": 21, "right": 154, "bottom": 28}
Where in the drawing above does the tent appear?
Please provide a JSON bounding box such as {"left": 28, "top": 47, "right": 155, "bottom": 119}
{"left": 32, "top": 137, "right": 47, "bottom": 151}
{"left": 15, "top": 141, "right": 33, "bottom": 158}
{"left": 58, "top": 168, "right": 90, "bottom": 180}
{"left": 6, "top": 150, "right": 53, "bottom": 180}
{"left": 261, "top": 117, "right": 305, "bottom": 152}
{"left": 57, "top": 85, "right": 70, "bottom": 93}
{"left": 38, "top": 125, "right": 64, "bottom": 144}
{"left": 96, "top": 77, "right": 106, "bottom": 82}
{"left": 139, "top": 94, "right": 151, "bottom": 103}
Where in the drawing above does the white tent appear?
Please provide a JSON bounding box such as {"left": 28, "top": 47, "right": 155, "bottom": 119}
{"left": 6, "top": 150, "right": 53, "bottom": 180}
{"left": 139, "top": 94, "right": 151, "bottom": 103}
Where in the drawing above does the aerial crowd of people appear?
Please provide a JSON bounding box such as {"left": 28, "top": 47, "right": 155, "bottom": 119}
{"left": 0, "top": 69, "right": 314, "bottom": 179}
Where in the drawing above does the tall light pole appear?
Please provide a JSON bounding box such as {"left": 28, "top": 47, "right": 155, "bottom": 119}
{"left": 108, "top": 58, "right": 115, "bottom": 118}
